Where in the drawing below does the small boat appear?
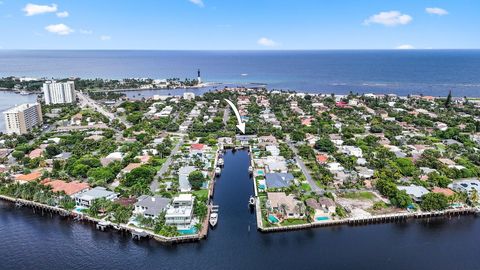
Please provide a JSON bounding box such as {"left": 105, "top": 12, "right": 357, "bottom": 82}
{"left": 249, "top": 196, "right": 256, "bottom": 207}
{"left": 209, "top": 212, "right": 218, "bottom": 227}
{"left": 218, "top": 158, "right": 224, "bottom": 167}
{"left": 215, "top": 167, "right": 221, "bottom": 176}
{"left": 248, "top": 166, "right": 253, "bottom": 174}
{"left": 210, "top": 205, "right": 219, "bottom": 227}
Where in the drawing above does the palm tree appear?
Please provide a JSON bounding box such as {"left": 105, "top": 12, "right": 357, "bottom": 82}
{"left": 470, "top": 190, "right": 479, "bottom": 206}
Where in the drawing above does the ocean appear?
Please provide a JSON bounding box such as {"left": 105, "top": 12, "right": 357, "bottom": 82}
{"left": 1, "top": 50, "right": 480, "bottom": 96}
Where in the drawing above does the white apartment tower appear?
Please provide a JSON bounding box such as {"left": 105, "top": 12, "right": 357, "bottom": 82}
{"left": 3, "top": 103, "right": 43, "bottom": 135}
{"left": 43, "top": 81, "right": 76, "bottom": 105}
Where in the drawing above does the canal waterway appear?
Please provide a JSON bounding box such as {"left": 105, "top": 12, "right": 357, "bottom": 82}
{"left": 1, "top": 150, "right": 480, "bottom": 270}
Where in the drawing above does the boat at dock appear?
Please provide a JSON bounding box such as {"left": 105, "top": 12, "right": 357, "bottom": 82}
{"left": 215, "top": 167, "right": 221, "bottom": 176}
{"left": 210, "top": 205, "right": 219, "bottom": 227}
{"left": 248, "top": 166, "right": 253, "bottom": 174}
{"left": 248, "top": 196, "right": 255, "bottom": 208}
{"left": 217, "top": 158, "right": 224, "bottom": 167}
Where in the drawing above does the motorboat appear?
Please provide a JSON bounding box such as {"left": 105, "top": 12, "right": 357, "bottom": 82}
{"left": 209, "top": 212, "right": 218, "bottom": 227}
{"left": 210, "top": 205, "right": 219, "bottom": 227}
{"left": 249, "top": 196, "right": 256, "bottom": 207}
{"left": 215, "top": 167, "right": 221, "bottom": 176}
{"left": 218, "top": 158, "right": 224, "bottom": 167}
{"left": 248, "top": 166, "right": 253, "bottom": 174}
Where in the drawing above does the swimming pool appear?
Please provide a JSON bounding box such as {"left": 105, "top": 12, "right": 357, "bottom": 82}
{"left": 268, "top": 215, "right": 279, "bottom": 223}
{"left": 258, "top": 184, "right": 266, "bottom": 190}
{"left": 316, "top": 216, "right": 330, "bottom": 221}
{"left": 178, "top": 227, "right": 198, "bottom": 235}
{"left": 257, "top": 170, "right": 265, "bottom": 176}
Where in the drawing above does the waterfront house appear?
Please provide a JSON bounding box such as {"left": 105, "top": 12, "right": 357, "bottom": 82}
{"left": 43, "top": 179, "right": 90, "bottom": 196}
{"left": 318, "top": 198, "right": 336, "bottom": 213}
{"left": 178, "top": 166, "right": 196, "bottom": 192}
{"left": 165, "top": 194, "right": 194, "bottom": 228}
{"left": 265, "top": 173, "right": 295, "bottom": 189}
{"left": 449, "top": 179, "right": 480, "bottom": 194}
{"left": 14, "top": 171, "right": 43, "bottom": 184}
{"left": 266, "top": 192, "right": 304, "bottom": 219}
{"left": 431, "top": 187, "right": 455, "bottom": 197}
{"left": 398, "top": 185, "right": 429, "bottom": 202}
{"left": 74, "top": 187, "right": 118, "bottom": 207}
{"left": 134, "top": 195, "right": 170, "bottom": 218}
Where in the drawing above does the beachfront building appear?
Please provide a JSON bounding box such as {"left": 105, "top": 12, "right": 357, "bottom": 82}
{"left": 3, "top": 103, "right": 43, "bottom": 135}
{"left": 165, "top": 194, "right": 194, "bottom": 228}
{"left": 74, "top": 187, "right": 118, "bottom": 207}
{"left": 134, "top": 195, "right": 170, "bottom": 218}
{"left": 43, "top": 81, "right": 76, "bottom": 105}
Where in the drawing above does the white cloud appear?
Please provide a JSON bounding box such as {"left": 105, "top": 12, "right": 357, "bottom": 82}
{"left": 23, "top": 3, "right": 58, "bottom": 16}
{"left": 189, "top": 0, "right": 204, "bottom": 7}
{"left": 426, "top": 7, "right": 448, "bottom": 16}
{"left": 45, "top": 24, "right": 74, "bottom": 35}
{"left": 257, "top": 37, "right": 278, "bottom": 47}
{"left": 100, "top": 35, "right": 111, "bottom": 41}
{"left": 364, "top": 11, "right": 412, "bottom": 26}
{"left": 395, "top": 44, "right": 415, "bottom": 50}
{"left": 79, "top": 29, "right": 93, "bottom": 35}
{"left": 56, "top": 11, "right": 69, "bottom": 18}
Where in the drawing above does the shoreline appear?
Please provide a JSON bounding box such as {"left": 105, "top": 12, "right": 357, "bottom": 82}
{"left": 0, "top": 194, "right": 204, "bottom": 244}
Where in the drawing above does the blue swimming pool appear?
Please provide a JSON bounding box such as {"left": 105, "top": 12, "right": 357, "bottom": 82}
{"left": 258, "top": 184, "right": 266, "bottom": 190}
{"left": 178, "top": 227, "right": 198, "bottom": 235}
{"left": 316, "top": 216, "right": 330, "bottom": 221}
{"left": 257, "top": 170, "right": 264, "bottom": 176}
{"left": 268, "top": 215, "right": 279, "bottom": 223}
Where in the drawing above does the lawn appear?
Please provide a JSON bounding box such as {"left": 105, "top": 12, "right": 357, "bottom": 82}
{"left": 281, "top": 219, "right": 309, "bottom": 226}
{"left": 300, "top": 183, "right": 312, "bottom": 192}
{"left": 342, "top": 191, "right": 376, "bottom": 200}
{"left": 192, "top": 189, "right": 209, "bottom": 198}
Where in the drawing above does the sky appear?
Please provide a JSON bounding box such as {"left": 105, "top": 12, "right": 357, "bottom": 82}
{"left": 0, "top": 0, "right": 478, "bottom": 50}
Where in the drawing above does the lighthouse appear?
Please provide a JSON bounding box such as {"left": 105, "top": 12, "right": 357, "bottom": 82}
{"left": 197, "top": 69, "right": 202, "bottom": 84}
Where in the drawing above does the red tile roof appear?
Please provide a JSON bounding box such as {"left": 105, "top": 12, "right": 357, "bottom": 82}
{"left": 44, "top": 179, "right": 90, "bottom": 195}
{"left": 15, "top": 171, "right": 43, "bottom": 182}
{"left": 191, "top": 143, "right": 205, "bottom": 151}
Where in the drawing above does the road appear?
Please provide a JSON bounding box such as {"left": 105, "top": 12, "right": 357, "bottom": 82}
{"left": 222, "top": 106, "right": 230, "bottom": 125}
{"left": 76, "top": 91, "right": 132, "bottom": 128}
{"left": 150, "top": 137, "right": 184, "bottom": 192}
{"left": 286, "top": 141, "right": 324, "bottom": 195}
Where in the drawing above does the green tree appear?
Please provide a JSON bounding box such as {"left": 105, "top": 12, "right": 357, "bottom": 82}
{"left": 188, "top": 171, "right": 205, "bottom": 190}
{"left": 421, "top": 193, "right": 448, "bottom": 211}
{"left": 314, "top": 137, "right": 336, "bottom": 153}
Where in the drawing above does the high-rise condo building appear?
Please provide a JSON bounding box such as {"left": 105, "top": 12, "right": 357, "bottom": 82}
{"left": 43, "top": 81, "right": 76, "bottom": 105}
{"left": 3, "top": 103, "right": 43, "bottom": 135}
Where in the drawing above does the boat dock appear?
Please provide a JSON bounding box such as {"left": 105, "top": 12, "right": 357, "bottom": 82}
{"left": 0, "top": 194, "right": 204, "bottom": 244}
{"left": 258, "top": 208, "right": 478, "bottom": 233}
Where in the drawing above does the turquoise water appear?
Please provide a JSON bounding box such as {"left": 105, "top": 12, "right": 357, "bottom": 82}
{"left": 257, "top": 170, "right": 264, "bottom": 176}
{"left": 268, "top": 215, "right": 279, "bottom": 223}
{"left": 178, "top": 227, "right": 197, "bottom": 235}
{"left": 316, "top": 216, "right": 330, "bottom": 221}
{"left": 258, "top": 184, "right": 266, "bottom": 190}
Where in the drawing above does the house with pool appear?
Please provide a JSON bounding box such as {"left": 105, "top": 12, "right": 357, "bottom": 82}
{"left": 266, "top": 192, "right": 305, "bottom": 221}
{"left": 165, "top": 194, "right": 196, "bottom": 232}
